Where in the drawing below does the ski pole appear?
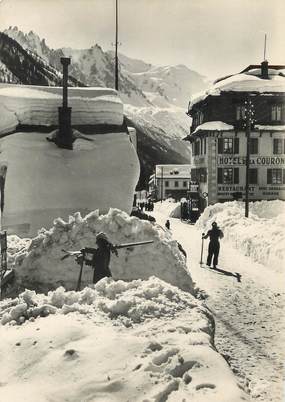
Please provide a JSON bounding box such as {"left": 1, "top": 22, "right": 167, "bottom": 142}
{"left": 200, "top": 233, "right": 205, "bottom": 265}
{"left": 76, "top": 254, "right": 85, "bottom": 292}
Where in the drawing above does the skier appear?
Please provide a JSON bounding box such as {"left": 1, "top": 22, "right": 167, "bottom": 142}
{"left": 202, "top": 221, "right": 224, "bottom": 268}
{"left": 165, "top": 219, "right": 170, "bottom": 230}
{"left": 79, "top": 232, "right": 118, "bottom": 284}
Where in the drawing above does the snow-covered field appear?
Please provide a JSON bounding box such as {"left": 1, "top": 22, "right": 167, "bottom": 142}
{"left": 0, "top": 277, "right": 247, "bottom": 402}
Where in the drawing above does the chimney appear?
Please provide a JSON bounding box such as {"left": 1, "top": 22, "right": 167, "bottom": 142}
{"left": 56, "top": 57, "right": 73, "bottom": 150}
{"left": 261, "top": 60, "right": 269, "bottom": 79}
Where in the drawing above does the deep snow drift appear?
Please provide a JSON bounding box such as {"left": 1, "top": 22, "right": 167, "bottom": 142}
{"left": 8, "top": 208, "right": 193, "bottom": 294}
{"left": 0, "top": 85, "right": 123, "bottom": 134}
{"left": 196, "top": 200, "right": 285, "bottom": 272}
{"left": 0, "top": 276, "right": 247, "bottom": 402}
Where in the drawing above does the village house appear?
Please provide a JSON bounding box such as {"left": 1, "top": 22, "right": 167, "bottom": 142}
{"left": 148, "top": 164, "right": 192, "bottom": 201}
{"left": 184, "top": 61, "right": 285, "bottom": 209}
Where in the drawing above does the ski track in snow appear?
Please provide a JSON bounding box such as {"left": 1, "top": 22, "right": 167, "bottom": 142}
{"left": 152, "top": 207, "right": 285, "bottom": 402}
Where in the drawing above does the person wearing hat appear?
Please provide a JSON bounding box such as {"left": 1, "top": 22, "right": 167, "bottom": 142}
{"left": 84, "top": 232, "right": 118, "bottom": 284}
{"left": 202, "top": 222, "right": 224, "bottom": 268}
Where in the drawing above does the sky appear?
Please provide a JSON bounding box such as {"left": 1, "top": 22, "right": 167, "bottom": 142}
{"left": 0, "top": 0, "right": 284, "bottom": 79}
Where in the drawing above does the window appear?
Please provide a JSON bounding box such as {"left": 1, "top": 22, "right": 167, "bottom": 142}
{"left": 204, "top": 137, "right": 207, "bottom": 154}
{"left": 249, "top": 138, "right": 258, "bottom": 154}
{"left": 267, "top": 169, "right": 282, "bottom": 184}
{"left": 236, "top": 105, "right": 246, "bottom": 121}
{"left": 271, "top": 105, "right": 281, "bottom": 121}
{"left": 218, "top": 168, "right": 239, "bottom": 184}
{"left": 165, "top": 181, "right": 169, "bottom": 187}
{"left": 218, "top": 138, "right": 239, "bottom": 154}
{"left": 183, "top": 181, "right": 188, "bottom": 188}
{"left": 174, "top": 181, "right": 179, "bottom": 188}
{"left": 249, "top": 168, "right": 258, "bottom": 184}
{"left": 224, "top": 138, "right": 233, "bottom": 153}
{"left": 197, "top": 111, "right": 204, "bottom": 125}
{"left": 194, "top": 140, "right": 200, "bottom": 155}
{"left": 191, "top": 169, "right": 197, "bottom": 182}
{"left": 273, "top": 139, "right": 283, "bottom": 155}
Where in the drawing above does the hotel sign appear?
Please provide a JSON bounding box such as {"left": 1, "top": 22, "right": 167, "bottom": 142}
{"left": 217, "top": 156, "right": 285, "bottom": 166}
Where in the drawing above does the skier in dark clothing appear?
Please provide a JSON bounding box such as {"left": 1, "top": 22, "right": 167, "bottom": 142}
{"left": 165, "top": 220, "right": 170, "bottom": 230}
{"left": 81, "top": 232, "right": 118, "bottom": 284}
{"left": 203, "top": 222, "right": 224, "bottom": 268}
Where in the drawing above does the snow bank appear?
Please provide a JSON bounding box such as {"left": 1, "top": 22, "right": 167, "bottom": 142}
{"left": 9, "top": 208, "right": 193, "bottom": 294}
{"left": 0, "top": 276, "right": 247, "bottom": 402}
{"left": 154, "top": 201, "right": 182, "bottom": 219}
{"left": 0, "top": 276, "right": 201, "bottom": 326}
{"left": 196, "top": 200, "right": 285, "bottom": 272}
{"left": 0, "top": 85, "right": 123, "bottom": 134}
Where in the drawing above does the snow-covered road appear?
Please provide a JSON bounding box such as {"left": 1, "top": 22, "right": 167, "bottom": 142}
{"left": 152, "top": 204, "right": 285, "bottom": 402}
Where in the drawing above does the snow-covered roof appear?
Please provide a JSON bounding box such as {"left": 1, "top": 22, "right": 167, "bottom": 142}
{"left": 255, "top": 124, "right": 285, "bottom": 131}
{"left": 0, "top": 85, "right": 124, "bottom": 134}
{"left": 192, "top": 121, "right": 234, "bottom": 134}
{"left": 189, "top": 72, "right": 285, "bottom": 109}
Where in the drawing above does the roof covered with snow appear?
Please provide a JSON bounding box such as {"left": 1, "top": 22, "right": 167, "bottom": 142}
{"left": 192, "top": 121, "right": 234, "bottom": 134}
{"left": 189, "top": 66, "right": 285, "bottom": 109}
{"left": 0, "top": 84, "right": 124, "bottom": 134}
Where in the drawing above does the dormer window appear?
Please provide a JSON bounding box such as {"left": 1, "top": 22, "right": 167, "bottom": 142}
{"left": 271, "top": 105, "right": 281, "bottom": 121}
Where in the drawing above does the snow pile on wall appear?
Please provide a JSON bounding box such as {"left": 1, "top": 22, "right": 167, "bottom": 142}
{"left": 0, "top": 276, "right": 203, "bottom": 327}
{"left": 1, "top": 131, "right": 140, "bottom": 237}
{"left": 196, "top": 200, "right": 285, "bottom": 272}
{"left": 9, "top": 208, "right": 193, "bottom": 294}
{"left": 0, "top": 86, "right": 123, "bottom": 134}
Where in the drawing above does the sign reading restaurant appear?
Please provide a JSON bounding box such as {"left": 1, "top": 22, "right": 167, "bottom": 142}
{"left": 217, "top": 156, "right": 285, "bottom": 166}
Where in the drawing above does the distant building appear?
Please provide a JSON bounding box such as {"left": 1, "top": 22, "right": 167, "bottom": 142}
{"left": 148, "top": 164, "right": 191, "bottom": 201}
{"left": 184, "top": 61, "right": 285, "bottom": 208}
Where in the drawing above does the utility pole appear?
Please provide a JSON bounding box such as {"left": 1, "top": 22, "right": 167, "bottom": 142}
{"left": 245, "top": 96, "right": 254, "bottom": 217}
{"left": 160, "top": 166, "right": 164, "bottom": 203}
{"left": 115, "top": 0, "right": 119, "bottom": 90}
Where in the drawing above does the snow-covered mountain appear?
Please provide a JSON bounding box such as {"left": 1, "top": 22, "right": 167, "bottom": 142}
{"left": 3, "top": 26, "right": 207, "bottom": 109}
{"left": 1, "top": 26, "right": 208, "bottom": 187}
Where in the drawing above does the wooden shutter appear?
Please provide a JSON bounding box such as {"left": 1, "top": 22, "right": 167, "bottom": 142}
{"left": 249, "top": 169, "right": 258, "bottom": 184}
{"left": 267, "top": 169, "right": 272, "bottom": 184}
{"left": 234, "top": 168, "right": 239, "bottom": 184}
{"left": 234, "top": 138, "right": 239, "bottom": 154}
{"left": 273, "top": 139, "right": 278, "bottom": 154}
{"left": 217, "top": 168, "right": 223, "bottom": 184}
{"left": 218, "top": 138, "right": 223, "bottom": 154}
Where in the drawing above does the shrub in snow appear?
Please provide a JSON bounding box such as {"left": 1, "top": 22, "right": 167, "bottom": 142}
{"left": 196, "top": 200, "right": 285, "bottom": 272}
{"left": 8, "top": 208, "right": 193, "bottom": 295}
